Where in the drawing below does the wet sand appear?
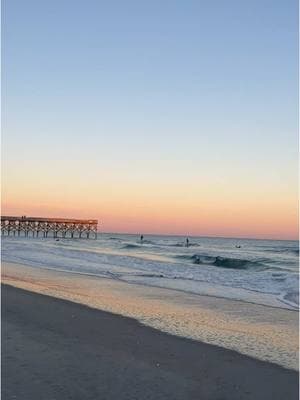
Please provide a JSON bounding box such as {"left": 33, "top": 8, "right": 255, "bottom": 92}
{"left": 2, "top": 284, "right": 298, "bottom": 400}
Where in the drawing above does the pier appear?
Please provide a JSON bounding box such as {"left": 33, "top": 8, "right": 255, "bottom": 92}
{"left": 1, "top": 216, "right": 98, "bottom": 239}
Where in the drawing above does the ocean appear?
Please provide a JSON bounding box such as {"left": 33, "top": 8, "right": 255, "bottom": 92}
{"left": 2, "top": 233, "right": 299, "bottom": 310}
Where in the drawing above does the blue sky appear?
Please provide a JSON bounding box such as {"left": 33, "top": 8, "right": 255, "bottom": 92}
{"left": 2, "top": 0, "right": 299, "bottom": 238}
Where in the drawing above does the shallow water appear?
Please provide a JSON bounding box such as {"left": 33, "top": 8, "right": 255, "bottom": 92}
{"left": 1, "top": 234, "right": 299, "bottom": 309}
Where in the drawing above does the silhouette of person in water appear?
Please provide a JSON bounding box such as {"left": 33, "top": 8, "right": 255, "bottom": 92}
{"left": 186, "top": 237, "right": 189, "bottom": 247}
{"left": 140, "top": 234, "right": 144, "bottom": 243}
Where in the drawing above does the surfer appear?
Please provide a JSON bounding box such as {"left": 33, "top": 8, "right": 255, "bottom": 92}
{"left": 186, "top": 237, "right": 189, "bottom": 248}
{"left": 140, "top": 234, "right": 144, "bottom": 243}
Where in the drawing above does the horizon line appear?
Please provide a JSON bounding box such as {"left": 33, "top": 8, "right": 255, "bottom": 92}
{"left": 99, "top": 231, "right": 299, "bottom": 242}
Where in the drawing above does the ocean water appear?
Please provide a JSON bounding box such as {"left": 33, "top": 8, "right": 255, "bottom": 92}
{"left": 1, "top": 233, "right": 299, "bottom": 310}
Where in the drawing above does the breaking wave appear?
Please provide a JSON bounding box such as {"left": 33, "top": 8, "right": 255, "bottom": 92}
{"left": 122, "top": 243, "right": 141, "bottom": 249}
{"left": 176, "top": 254, "right": 266, "bottom": 270}
{"left": 168, "top": 242, "right": 200, "bottom": 247}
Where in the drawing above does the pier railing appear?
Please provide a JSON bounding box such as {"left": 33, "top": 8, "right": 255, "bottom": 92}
{"left": 1, "top": 216, "right": 98, "bottom": 239}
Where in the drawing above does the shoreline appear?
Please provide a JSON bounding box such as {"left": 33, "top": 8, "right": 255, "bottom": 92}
{"left": 4, "top": 259, "right": 298, "bottom": 312}
{"left": 2, "top": 235, "right": 298, "bottom": 311}
{"left": 2, "top": 261, "right": 299, "bottom": 371}
{"left": 2, "top": 284, "right": 299, "bottom": 400}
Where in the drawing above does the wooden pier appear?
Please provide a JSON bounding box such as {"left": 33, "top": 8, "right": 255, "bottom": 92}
{"left": 1, "top": 216, "right": 98, "bottom": 239}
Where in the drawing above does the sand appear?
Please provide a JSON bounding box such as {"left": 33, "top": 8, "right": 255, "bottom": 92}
{"left": 2, "top": 284, "right": 299, "bottom": 400}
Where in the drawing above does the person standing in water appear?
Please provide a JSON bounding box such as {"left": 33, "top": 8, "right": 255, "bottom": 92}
{"left": 140, "top": 234, "right": 144, "bottom": 243}
{"left": 186, "top": 237, "right": 189, "bottom": 247}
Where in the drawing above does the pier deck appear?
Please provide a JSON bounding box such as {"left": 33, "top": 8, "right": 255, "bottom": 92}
{"left": 1, "top": 216, "right": 98, "bottom": 239}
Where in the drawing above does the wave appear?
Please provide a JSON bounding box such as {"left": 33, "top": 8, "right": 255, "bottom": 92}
{"left": 213, "top": 257, "right": 265, "bottom": 270}
{"left": 122, "top": 240, "right": 156, "bottom": 249}
{"left": 176, "top": 254, "right": 266, "bottom": 270}
{"left": 122, "top": 243, "right": 141, "bottom": 249}
{"left": 265, "top": 247, "right": 299, "bottom": 256}
{"left": 168, "top": 242, "right": 200, "bottom": 247}
{"left": 140, "top": 240, "right": 155, "bottom": 245}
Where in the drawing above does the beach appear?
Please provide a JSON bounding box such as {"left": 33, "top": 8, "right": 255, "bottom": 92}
{"left": 2, "top": 257, "right": 299, "bottom": 399}
{"left": 2, "top": 258, "right": 299, "bottom": 370}
{"left": 2, "top": 283, "right": 298, "bottom": 400}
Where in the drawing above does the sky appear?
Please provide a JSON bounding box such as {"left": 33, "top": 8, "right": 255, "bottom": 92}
{"left": 2, "top": 0, "right": 298, "bottom": 239}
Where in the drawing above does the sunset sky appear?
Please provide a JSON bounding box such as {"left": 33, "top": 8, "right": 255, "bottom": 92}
{"left": 2, "top": 0, "right": 298, "bottom": 239}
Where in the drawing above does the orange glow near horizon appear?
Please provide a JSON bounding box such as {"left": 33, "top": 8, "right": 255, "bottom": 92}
{"left": 2, "top": 176, "right": 298, "bottom": 240}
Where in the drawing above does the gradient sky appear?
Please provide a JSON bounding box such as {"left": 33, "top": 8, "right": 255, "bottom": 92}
{"left": 2, "top": 0, "right": 298, "bottom": 239}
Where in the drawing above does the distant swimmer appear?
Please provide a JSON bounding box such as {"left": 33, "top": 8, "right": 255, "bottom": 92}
{"left": 186, "top": 237, "right": 189, "bottom": 248}
{"left": 140, "top": 234, "right": 144, "bottom": 243}
{"left": 235, "top": 245, "right": 241, "bottom": 248}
